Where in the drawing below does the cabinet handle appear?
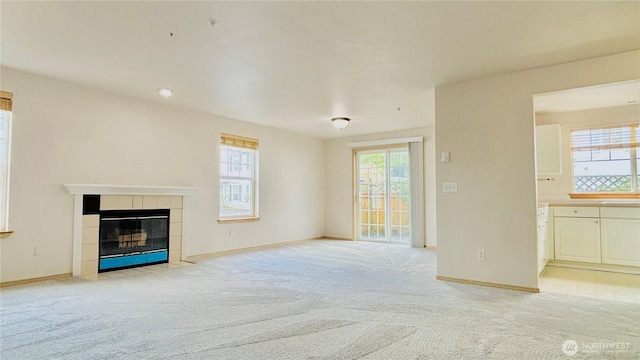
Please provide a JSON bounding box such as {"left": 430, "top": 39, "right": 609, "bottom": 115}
{"left": 595, "top": 220, "right": 599, "bottom": 224}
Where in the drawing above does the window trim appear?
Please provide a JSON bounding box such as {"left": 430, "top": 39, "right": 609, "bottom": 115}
{"left": 569, "top": 123, "right": 640, "bottom": 199}
{"left": 217, "top": 217, "right": 260, "bottom": 224}
{"left": 0, "top": 91, "right": 12, "bottom": 233}
{"left": 218, "top": 133, "right": 259, "bottom": 222}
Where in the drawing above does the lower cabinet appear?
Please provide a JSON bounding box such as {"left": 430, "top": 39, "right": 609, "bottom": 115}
{"left": 554, "top": 216, "right": 601, "bottom": 263}
{"left": 551, "top": 206, "right": 640, "bottom": 268}
{"left": 601, "top": 218, "right": 640, "bottom": 267}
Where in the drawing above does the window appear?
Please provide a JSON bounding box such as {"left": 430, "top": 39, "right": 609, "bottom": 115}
{"left": 219, "top": 133, "right": 258, "bottom": 220}
{"left": 571, "top": 124, "right": 639, "bottom": 196}
{"left": 0, "top": 91, "right": 12, "bottom": 231}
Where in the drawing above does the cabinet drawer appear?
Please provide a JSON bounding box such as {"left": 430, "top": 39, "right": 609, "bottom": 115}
{"left": 553, "top": 206, "right": 599, "bottom": 218}
{"left": 600, "top": 207, "right": 640, "bottom": 219}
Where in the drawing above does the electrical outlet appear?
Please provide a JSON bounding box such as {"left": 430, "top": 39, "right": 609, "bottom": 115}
{"left": 442, "top": 182, "right": 458, "bottom": 193}
{"left": 477, "top": 249, "right": 486, "bottom": 261}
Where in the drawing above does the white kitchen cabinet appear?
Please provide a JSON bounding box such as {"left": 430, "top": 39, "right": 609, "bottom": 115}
{"left": 545, "top": 207, "right": 554, "bottom": 261}
{"left": 550, "top": 205, "right": 640, "bottom": 269}
{"left": 554, "top": 210, "right": 601, "bottom": 263}
{"left": 554, "top": 206, "right": 600, "bottom": 218}
{"left": 535, "top": 124, "right": 562, "bottom": 175}
{"left": 600, "top": 207, "right": 640, "bottom": 267}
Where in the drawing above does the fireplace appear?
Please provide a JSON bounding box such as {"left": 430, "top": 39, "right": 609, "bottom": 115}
{"left": 99, "top": 209, "right": 170, "bottom": 272}
{"left": 64, "top": 184, "right": 195, "bottom": 278}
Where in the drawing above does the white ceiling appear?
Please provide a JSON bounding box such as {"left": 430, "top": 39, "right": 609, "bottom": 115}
{"left": 1, "top": 1, "right": 639, "bottom": 139}
{"left": 534, "top": 80, "right": 640, "bottom": 114}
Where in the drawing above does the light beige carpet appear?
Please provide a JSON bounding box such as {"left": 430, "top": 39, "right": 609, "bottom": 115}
{"left": 1, "top": 240, "right": 638, "bottom": 359}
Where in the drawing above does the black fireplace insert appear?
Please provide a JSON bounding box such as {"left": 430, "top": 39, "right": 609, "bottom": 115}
{"left": 99, "top": 209, "right": 170, "bottom": 272}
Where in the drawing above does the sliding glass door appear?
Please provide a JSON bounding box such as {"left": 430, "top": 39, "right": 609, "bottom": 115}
{"left": 356, "top": 148, "right": 410, "bottom": 244}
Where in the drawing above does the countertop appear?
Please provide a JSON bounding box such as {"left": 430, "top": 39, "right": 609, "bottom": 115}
{"left": 544, "top": 201, "right": 640, "bottom": 208}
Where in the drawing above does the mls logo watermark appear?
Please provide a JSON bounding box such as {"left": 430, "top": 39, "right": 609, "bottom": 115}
{"left": 562, "top": 340, "right": 578, "bottom": 356}
{"left": 562, "top": 339, "right": 631, "bottom": 356}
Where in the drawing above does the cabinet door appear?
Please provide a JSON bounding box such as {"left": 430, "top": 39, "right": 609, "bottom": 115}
{"left": 537, "top": 223, "right": 547, "bottom": 274}
{"left": 601, "top": 218, "right": 640, "bottom": 267}
{"left": 554, "top": 217, "right": 600, "bottom": 263}
{"left": 536, "top": 124, "right": 562, "bottom": 175}
{"left": 545, "top": 207, "right": 554, "bottom": 260}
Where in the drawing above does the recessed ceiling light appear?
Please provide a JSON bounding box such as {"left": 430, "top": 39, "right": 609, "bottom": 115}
{"left": 158, "top": 88, "right": 173, "bottom": 97}
{"left": 208, "top": 18, "right": 217, "bottom": 27}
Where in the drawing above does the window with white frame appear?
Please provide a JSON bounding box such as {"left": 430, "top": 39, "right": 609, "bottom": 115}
{"left": 0, "top": 91, "right": 13, "bottom": 231}
{"left": 571, "top": 124, "right": 639, "bottom": 194}
{"left": 219, "top": 133, "right": 258, "bottom": 220}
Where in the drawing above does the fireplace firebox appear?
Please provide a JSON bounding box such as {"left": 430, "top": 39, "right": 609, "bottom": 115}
{"left": 99, "top": 209, "right": 170, "bottom": 272}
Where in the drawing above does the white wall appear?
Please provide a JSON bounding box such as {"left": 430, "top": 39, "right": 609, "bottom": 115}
{"left": 324, "top": 127, "right": 437, "bottom": 247}
{"left": 536, "top": 104, "right": 640, "bottom": 201}
{"left": 0, "top": 67, "right": 325, "bottom": 282}
{"left": 435, "top": 50, "right": 640, "bottom": 289}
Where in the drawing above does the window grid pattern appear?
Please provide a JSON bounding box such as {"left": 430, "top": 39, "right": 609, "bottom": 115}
{"left": 358, "top": 153, "right": 386, "bottom": 241}
{"left": 219, "top": 144, "right": 256, "bottom": 218}
{"left": 357, "top": 150, "right": 410, "bottom": 243}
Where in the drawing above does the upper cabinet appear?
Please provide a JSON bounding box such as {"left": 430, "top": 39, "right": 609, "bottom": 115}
{"left": 535, "top": 124, "right": 562, "bottom": 175}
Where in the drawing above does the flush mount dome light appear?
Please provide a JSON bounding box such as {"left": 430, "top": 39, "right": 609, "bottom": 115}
{"left": 331, "top": 117, "right": 350, "bottom": 129}
{"left": 157, "top": 88, "right": 173, "bottom": 97}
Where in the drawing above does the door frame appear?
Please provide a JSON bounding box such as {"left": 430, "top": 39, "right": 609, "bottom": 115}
{"left": 353, "top": 146, "right": 410, "bottom": 244}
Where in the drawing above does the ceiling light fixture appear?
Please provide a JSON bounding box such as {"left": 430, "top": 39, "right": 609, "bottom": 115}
{"left": 331, "top": 117, "right": 350, "bottom": 129}
{"left": 157, "top": 88, "right": 173, "bottom": 97}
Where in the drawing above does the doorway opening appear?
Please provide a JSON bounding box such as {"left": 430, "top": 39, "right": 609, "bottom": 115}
{"left": 355, "top": 147, "right": 410, "bottom": 245}
{"left": 533, "top": 80, "right": 640, "bottom": 301}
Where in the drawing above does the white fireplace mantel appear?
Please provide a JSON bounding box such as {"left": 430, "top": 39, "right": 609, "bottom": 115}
{"left": 63, "top": 184, "right": 196, "bottom": 196}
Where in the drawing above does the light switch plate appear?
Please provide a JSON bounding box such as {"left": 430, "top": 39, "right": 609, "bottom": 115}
{"left": 442, "top": 182, "right": 457, "bottom": 192}
{"left": 441, "top": 152, "right": 450, "bottom": 163}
